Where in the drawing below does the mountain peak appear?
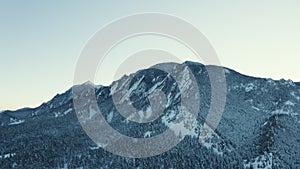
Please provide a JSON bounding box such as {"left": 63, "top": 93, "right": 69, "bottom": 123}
{"left": 83, "top": 80, "right": 94, "bottom": 85}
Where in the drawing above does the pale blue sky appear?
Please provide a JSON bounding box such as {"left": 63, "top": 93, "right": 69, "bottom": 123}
{"left": 1, "top": 1, "right": 300, "bottom": 110}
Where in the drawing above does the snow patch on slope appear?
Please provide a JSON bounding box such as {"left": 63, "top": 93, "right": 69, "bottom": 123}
{"left": 291, "top": 92, "right": 300, "bottom": 101}
{"left": 284, "top": 101, "right": 295, "bottom": 106}
{"left": 8, "top": 118, "right": 25, "bottom": 125}
{"left": 244, "top": 153, "right": 273, "bottom": 169}
{"left": 89, "top": 146, "right": 101, "bottom": 150}
{"left": 245, "top": 83, "right": 256, "bottom": 92}
{"left": 161, "top": 107, "right": 197, "bottom": 138}
{"left": 198, "top": 124, "right": 233, "bottom": 156}
{"left": 0, "top": 152, "right": 16, "bottom": 159}
{"left": 144, "top": 131, "right": 152, "bottom": 138}
{"left": 107, "top": 111, "right": 113, "bottom": 123}
{"left": 230, "top": 83, "right": 257, "bottom": 92}
{"left": 54, "top": 108, "right": 73, "bottom": 118}
{"left": 251, "top": 106, "right": 260, "bottom": 111}
{"left": 224, "top": 68, "right": 230, "bottom": 74}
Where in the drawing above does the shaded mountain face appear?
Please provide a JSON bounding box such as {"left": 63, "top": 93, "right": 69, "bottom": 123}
{"left": 0, "top": 61, "right": 299, "bottom": 168}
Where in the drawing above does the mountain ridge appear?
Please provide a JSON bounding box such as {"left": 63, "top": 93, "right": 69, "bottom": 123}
{"left": 1, "top": 61, "right": 298, "bottom": 114}
{"left": 0, "top": 61, "right": 299, "bottom": 168}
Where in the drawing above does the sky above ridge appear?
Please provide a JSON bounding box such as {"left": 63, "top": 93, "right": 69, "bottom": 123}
{"left": 1, "top": 0, "right": 300, "bottom": 110}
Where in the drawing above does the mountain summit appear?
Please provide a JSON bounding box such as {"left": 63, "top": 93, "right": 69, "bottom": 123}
{"left": 0, "top": 61, "right": 299, "bottom": 168}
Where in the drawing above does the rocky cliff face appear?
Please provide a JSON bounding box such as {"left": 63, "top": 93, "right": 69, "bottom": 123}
{"left": 0, "top": 61, "right": 299, "bottom": 168}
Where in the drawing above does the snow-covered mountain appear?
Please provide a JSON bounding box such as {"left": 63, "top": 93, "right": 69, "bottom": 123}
{"left": 0, "top": 61, "right": 299, "bottom": 168}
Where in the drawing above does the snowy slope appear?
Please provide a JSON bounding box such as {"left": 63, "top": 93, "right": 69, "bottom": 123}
{"left": 0, "top": 61, "right": 299, "bottom": 168}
